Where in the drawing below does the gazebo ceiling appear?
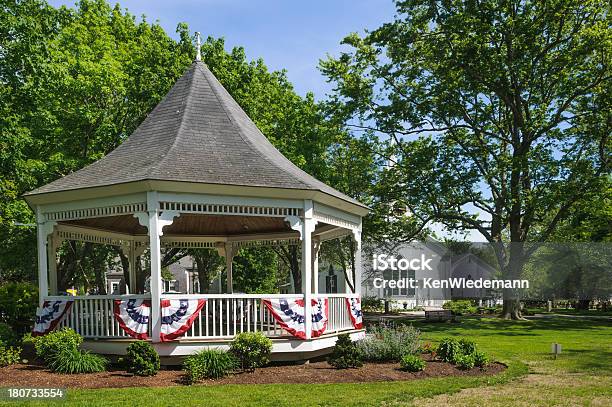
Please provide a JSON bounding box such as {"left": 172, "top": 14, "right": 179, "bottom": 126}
{"left": 60, "top": 214, "right": 337, "bottom": 237}
{"left": 25, "top": 60, "right": 366, "bottom": 214}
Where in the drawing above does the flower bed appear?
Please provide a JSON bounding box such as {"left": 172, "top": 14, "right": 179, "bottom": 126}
{"left": 0, "top": 355, "right": 506, "bottom": 389}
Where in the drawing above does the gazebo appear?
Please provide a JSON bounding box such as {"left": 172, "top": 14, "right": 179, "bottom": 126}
{"left": 24, "top": 43, "right": 367, "bottom": 359}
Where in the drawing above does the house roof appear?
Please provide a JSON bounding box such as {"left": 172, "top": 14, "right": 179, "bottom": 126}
{"left": 25, "top": 61, "right": 365, "bottom": 210}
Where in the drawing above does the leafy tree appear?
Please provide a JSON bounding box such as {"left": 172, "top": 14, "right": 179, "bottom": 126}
{"left": 321, "top": 0, "right": 610, "bottom": 318}
{"left": 1, "top": 0, "right": 193, "bottom": 282}
{"left": 189, "top": 248, "right": 224, "bottom": 294}
{"left": 1, "top": 0, "right": 353, "bottom": 295}
{"left": 232, "top": 247, "right": 278, "bottom": 294}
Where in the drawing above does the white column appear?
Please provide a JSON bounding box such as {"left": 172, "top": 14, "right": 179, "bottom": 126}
{"left": 225, "top": 242, "right": 234, "bottom": 294}
{"left": 312, "top": 238, "right": 321, "bottom": 295}
{"left": 48, "top": 234, "right": 58, "bottom": 295}
{"left": 36, "top": 207, "right": 55, "bottom": 306}
{"left": 302, "top": 200, "right": 315, "bottom": 340}
{"left": 146, "top": 192, "right": 163, "bottom": 343}
{"left": 148, "top": 210, "right": 162, "bottom": 342}
{"left": 128, "top": 243, "right": 138, "bottom": 294}
{"left": 135, "top": 199, "right": 179, "bottom": 342}
{"left": 36, "top": 222, "right": 48, "bottom": 306}
{"left": 352, "top": 228, "right": 363, "bottom": 295}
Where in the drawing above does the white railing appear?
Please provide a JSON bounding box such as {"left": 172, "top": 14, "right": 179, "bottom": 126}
{"left": 47, "top": 293, "right": 358, "bottom": 340}
{"left": 50, "top": 294, "right": 151, "bottom": 339}
{"left": 326, "top": 294, "right": 357, "bottom": 332}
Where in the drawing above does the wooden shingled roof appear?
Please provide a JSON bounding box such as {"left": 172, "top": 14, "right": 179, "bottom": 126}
{"left": 25, "top": 61, "right": 365, "bottom": 210}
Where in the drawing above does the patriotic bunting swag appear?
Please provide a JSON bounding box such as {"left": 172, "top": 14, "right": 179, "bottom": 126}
{"left": 32, "top": 300, "right": 73, "bottom": 336}
{"left": 160, "top": 299, "right": 206, "bottom": 342}
{"left": 346, "top": 297, "right": 363, "bottom": 329}
{"left": 263, "top": 298, "right": 328, "bottom": 339}
{"left": 113, "top": 299, "right": 151, "bottom": 339}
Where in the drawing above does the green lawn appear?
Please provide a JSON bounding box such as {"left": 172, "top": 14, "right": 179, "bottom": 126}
{"left": 3, "top": 316, "right": 610, "bottom": 407}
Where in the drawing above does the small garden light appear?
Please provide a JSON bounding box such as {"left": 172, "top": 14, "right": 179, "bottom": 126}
{"left": 551, "top": 343, "right": 562, "bottom": 359}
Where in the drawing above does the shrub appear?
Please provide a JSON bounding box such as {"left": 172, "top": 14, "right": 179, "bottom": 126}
{"left": 0, "top": 282, "right": 38, "bottom": 333}
{"left": 442, "top": 299, "right": 477, "bottom": 315}
{"left": 327, "top": 334, "right": 363, "bottom": 369}
{"left": 123, "top": 341, "right": 160, "bottom": 376}
{"left": 47, "top": 348, "right": 107, "bottom": 374}
{"left": 436, "top": 337, "right": 462, "bottom": 363}
{"left": 454, "top": 353, "right": 475, "bottom": 370}
{"left": 459, "top": 338, "right": 477, "bottom": 356}
{"left": 183, "top": 349, "right": 237, "bottom": 383}
{"left": 361, "top": 296, "right": 383, "bottom": 312}
{"left": 473, "top": 350, "right": 490, "bottom": 367}
{"left": 400, "top": 354, "right": 426, "bottom": 372}
{"left": 358, "top": 324, "right": 421, "bottom": 362}
{"left": 0, "top": 346, "right": 21, "bottom": 366}
{"left": 34, "top": 328, "right": 82, "bottom": 362}
{"left": 21, "top": 332, "right": 36, "bottom": 346}
{"left": 230, "top": 332, "right": 272, "bottom": 371}
{"left": 0, "top": 323, "right": 19, "bottom": 347}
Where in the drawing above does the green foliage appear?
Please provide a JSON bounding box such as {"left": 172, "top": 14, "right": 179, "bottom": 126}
{"left": 436, "top": 338, "right": 463, "bottom": 363}
{"left": 123, "top": 341, "right": 160, "bottom": 377}
{"left": 232, "top": 248, "right": 278, "bottom": 294}
{"left": 0, "top": 323, "right": 19, "bottom": 347}
{"left": 0, "top": 282, "right": 38, "bottom": 333}
{"left": 0, "top": 346, "right": 22, "bottom": 367}
{"left": 458, "top": 338, "right": 477, "bottom": 356}
{"left": 358, "top": 324, "right": 421, "bottom": 362}
{"left": 327, "top": 334, "right": 363, "bottom": 369}
{"left": 473, "top": 350, "right": 490, "bottom": 368}
{"left": 361, "top": 296, "right": 383, "bottom": 312}
{"left": 34, "top": 328, "right": 83, "bottom": 363}
{"left": 436, "top": 336, "right": 489, "bottom": 370}
{"left": 442, "top": 300, "right": 477, "bottom": 316}
{"left": 21, "top": 332, "right": 36, "bottom": 346}
{"left": 399, "top": 354, "right": 426, "bottom": 372}
{"left": 0, "top": 0, "right": 351, "bottom": 292}
{"left": 321, "top": 0, "right": 611, "bottom": 318}
{"left": 454, "top": 353, "right": 476, "bottom": 370}
{"left": 183, "top": 349, "right": 237, "bottom": 383}
{"left": 47, "top": 348, "right": 107, "bottom": 374}
{"left": 229, "top": 332, "right": 272, "bottom": 371}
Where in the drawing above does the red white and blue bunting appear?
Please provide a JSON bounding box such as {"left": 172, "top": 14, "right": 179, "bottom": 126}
{"left": 113, "top": 299, "right": 151, "bottom": 339}
{"left": 32, "top": 300, "right": 73, "bottom": 336}
{"left": 346, "top": 297, "right": 363, "bottom": 329}
{"left": 263, "top": 298, "right": 328, "bottom": 339}
{"left": 160, "top": 299, "right": 206, "bottom": 342}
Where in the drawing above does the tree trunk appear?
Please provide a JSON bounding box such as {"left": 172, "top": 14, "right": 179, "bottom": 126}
{"left": 500, "top": 242, "right": 527, "bottom": 320}
{"left": 501, "top": 296, "right": 523, "bottom": 319}
{"left": 575, "top": 299, "right": 590, "bottom": 310}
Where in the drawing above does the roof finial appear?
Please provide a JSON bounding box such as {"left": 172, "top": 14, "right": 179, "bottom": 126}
{"left": 195, "top": 31, "right": 202, "bottom": 62}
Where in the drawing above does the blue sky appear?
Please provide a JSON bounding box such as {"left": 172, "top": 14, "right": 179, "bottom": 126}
{"left": 49, "top": 0, "right": 397, "bottom": 98}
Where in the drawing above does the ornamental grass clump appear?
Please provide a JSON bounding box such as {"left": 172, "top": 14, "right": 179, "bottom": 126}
{"left": 230, "top": 332, "right": 272, "bottom": 372}
{"left": 327, "top": 334, "right": 363, "bottom": 369}
{"left": 183, "top": 349, "right": 237, "bottom": 383}
{"left": 358, "top": 324, "right": 421, "bottom": 362}
{"left": 47, "top": 348, "right": 107, "bottom": 374}
{"left": 123, "top": 341, "right": 160, "bottom": 376}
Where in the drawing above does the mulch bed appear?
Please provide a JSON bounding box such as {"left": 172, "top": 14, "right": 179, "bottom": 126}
{"left": 0, "top": 355, "right": 505, "bottom": 389}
